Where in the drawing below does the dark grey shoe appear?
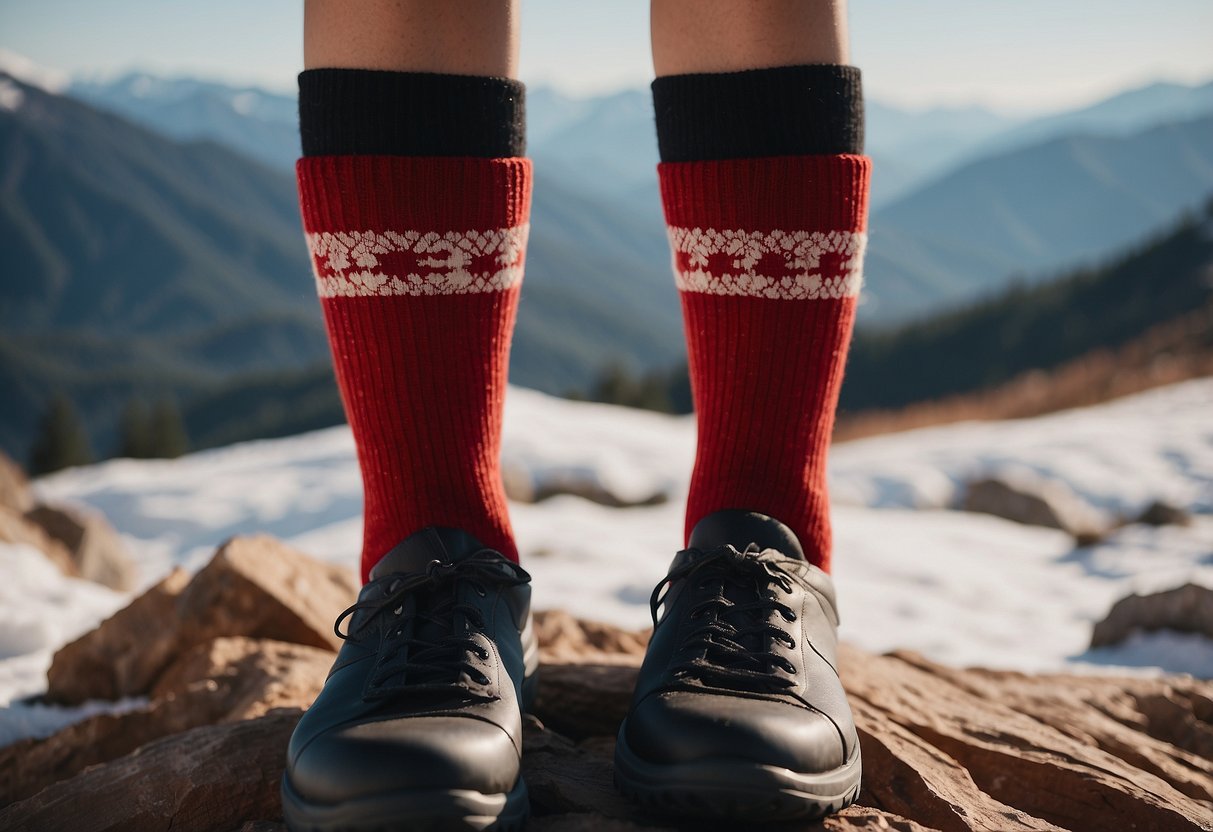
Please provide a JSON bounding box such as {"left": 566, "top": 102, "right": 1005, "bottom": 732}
{"left": 282, "top": 527, "right": 538, "bottom": 832}
{"left": 614, "top": 510, "right": 861, "bottom": 823}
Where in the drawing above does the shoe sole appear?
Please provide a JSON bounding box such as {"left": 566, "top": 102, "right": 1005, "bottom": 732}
{"left": 613, "top": 720, "right": 862, "bottom": 823}
{"left": 281, "top": 773, "right": 529, "bottom": 832}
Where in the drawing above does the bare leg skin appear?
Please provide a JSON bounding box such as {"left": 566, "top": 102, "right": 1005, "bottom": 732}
{"left": 651, "top": 0, "right": 848, "bottom": 75}
{"left": 304, "top": 0, "right": 519, "bottom": 76}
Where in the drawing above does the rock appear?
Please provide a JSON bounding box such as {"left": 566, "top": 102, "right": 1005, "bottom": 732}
{"left": 24, "top": 503, "right": 137, "bottom": 591}
{"left": 533, "top": 663, "right": 640, "bottom": 740}
{"left": 46, "top": 536, "right": 357, "bottom": 704}
{"left": 523, "top": 716, "right": 642, "bottom": 821}
{"left": 16, "top": 543, "right": 1213, "bottom": 831}
{"left": 0, "top": 451, "right": 33, "bottom": 513}
{"left": 0, "top": 505, "right": 78, "bottom": 577}
{"left": 46, "top": 567, "right": 190, "bottom": 703}
{"left": 842, "top": 645, "right": 1212, "bottom": 832}
{"left": 824, "top": 806, "right": 942, "bottom": 831}
{"left": 1090, "top": 582, "right": 1213, "bottom": 648}
{"left": 2, "top": 638, "right": 333, "bottom": 805}
{"left": 172, "top": 535, "right": 357, "bottom": 654}
{"left": 962, "top": 474, "right": 1109, "bottom": 543}
{"left": 534, "top": 608, "right": 649, "bottom": 664}
{"left": 151, "top": 637, "right": 334, "bottom": 721}
{"left": 0, "top": 709, "right": 302, "bottom": 832}
{"left": 503, "top": 463, "right": 668, "bottom": 508}
{"left": 1134, "top": 500, "right": 1193, "bottom": 527}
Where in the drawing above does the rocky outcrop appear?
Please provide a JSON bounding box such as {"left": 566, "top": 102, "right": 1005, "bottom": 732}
{"left": 0, "top": 451, "right": 33, "bottom": 514}
{"left": 1091, "top": 582, "right": 1213, "bottom": 647}
{"left": 45, "top": 535, "right": 358, "bottom": 704}
{"left": 3, "top": 709, "right": 304, "bottom": 832}
{"left": 0, "top": 452, "right": 135, "bottom": 589}
{"left": 0, "top": 505, "right": 78, "bottom": 577}
{"left": 45, "top": 567, "right": 191, "bottom": 702}
{"left": 1134, "top": 499, "right": 1194, "bottom": 527}
{"left": 961, "top": 474, "right": 1109, "bottom": 543}
{"left": 4, "top": 539, "right": 1211, "bottom": 831}
{"left": 502, "top": 464, "right": 668, "bottom": 509}
{"left": 23, "top": 503, "right": 136, "bottom": 591}
{"left": 1, "top": 638, "right": 333, "bottom": 804}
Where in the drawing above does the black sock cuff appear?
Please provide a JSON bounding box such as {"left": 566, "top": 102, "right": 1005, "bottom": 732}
{"left": 299, "top": 68, "right": 526, "bottom": 158}
{"left": 651, "top": 64, "right": 863, "bottom": 162}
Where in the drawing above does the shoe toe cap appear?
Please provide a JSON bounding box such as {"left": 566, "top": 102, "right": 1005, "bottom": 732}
{"left": 625, "top": 690, "right": 848, "bottom": 773}
{"left": 289, "top": 714, "right": 520, "bottom": 804}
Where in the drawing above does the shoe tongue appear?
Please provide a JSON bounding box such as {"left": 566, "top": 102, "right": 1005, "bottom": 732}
{"left": 368, "top": 526, "right": 487, "bottom": 580}
{"left": 686, "top": 510, "right": 806, "bottom": 561}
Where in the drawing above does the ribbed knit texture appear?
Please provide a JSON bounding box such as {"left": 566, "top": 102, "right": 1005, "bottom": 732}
{"left": 299, "top": 69, "right": 526, "bottom": 158}
{"left": 659, "top": 151, "right": 871, "bottom": 572}
{"left": 652, "top": 65, "right": 863, "bottom": 162}
{"left": 297, "top": 156, "right": 531, "bottom": 581}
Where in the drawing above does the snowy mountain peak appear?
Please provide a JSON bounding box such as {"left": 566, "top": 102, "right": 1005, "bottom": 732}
{"left": 0, "top": 48, "right": 68, "bottom": 93}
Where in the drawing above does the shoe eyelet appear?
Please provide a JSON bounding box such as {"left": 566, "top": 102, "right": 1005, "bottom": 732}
{"left": 393, "top": 606, "right": 403, "bottom": 616}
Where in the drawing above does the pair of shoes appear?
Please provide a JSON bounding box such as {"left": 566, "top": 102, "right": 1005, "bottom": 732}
{"left": 281, "top": 511, "right": 860, "bottom": 830}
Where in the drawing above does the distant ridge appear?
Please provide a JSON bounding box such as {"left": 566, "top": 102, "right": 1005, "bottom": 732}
{"left": 0, "top": 75, "right": 682, "bottom": 458}
{"left": 864, "top": 114, "right": 1213, "bottom": 323}
{"left": 842, "top": 198, "right": 1213, "bottom": 419}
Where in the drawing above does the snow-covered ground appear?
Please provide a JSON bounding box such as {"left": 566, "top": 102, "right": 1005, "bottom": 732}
{"left": 4, "top": 378, "right": 1213, "bottom": 743}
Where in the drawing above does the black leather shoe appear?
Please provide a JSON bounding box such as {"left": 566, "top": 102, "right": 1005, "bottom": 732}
{"left": 614, "top": 510, "right": 861, "bottom": 823}
{"left": 282, "top": 527, "right": 538, "bottom": 832}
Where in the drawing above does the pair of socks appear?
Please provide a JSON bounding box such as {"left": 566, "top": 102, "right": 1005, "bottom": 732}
{"left": 297, "top": 65, "right": 871, "bottom": 582}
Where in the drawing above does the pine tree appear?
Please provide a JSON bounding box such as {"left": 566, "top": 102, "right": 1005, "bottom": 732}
{"left": 148, "top": 398, "right": 189, "bottom": 459}
{"left": 591, "top": 362, "right": 636, "bottom": 406}
{"left": 118, "top": 398, "right": 154, "bottom": 459}
{"left": 28, "top": 395, "right": 94, "bottom": 475}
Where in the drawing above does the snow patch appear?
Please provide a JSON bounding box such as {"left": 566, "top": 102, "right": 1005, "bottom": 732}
{"left": 0, "top": 78, "right": 23, "bottom": 111}
{"left": 10, "top": 379, "right": 1212, "bottom": 746}
{"left": 0, "top": 48, "right": 68, "bottom": 92}
{"left": 229, "top": 90, "right": 258, "bottom": 114}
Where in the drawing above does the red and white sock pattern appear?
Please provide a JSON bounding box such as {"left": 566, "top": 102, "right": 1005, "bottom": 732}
{"left": 660, "top": 155, "right": 871, "bottom": 572}
{"left": 297, "top": 155, "right": 531, "bottom": 581}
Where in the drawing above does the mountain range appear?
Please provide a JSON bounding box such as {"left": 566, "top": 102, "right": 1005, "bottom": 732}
{"left": 864, "top": 114, "right": 1213, "bottom": 322}
{"left": 2, "top": 58, "right": 1212, "bottom": 461}
{"left": 65, "top": 68, "right": 1213, "bottom": 324}
{"left": 843, "top": 199, "right": 1213, "bottom": 412}
{"left": 67, "top": 70, "right": 1213, "bottom": 205}
{"left": 0, "top": 73, "right": 682, "bottom": 456}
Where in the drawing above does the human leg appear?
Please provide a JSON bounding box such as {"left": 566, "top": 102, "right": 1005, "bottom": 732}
{"left": 615, "top": 2, "right": 868, "bottom": 822}
{"left": 651, "top": 0, "right": 863, "bottom": 572}
{"left": 300, "top": 0, "right": 528, "bottom": 581}
{"left": 284, "top": 5, "right": 536, "bottom": 830}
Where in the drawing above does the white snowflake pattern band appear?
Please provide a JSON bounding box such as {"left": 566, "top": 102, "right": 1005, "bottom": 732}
{"left": 667, "top": 227, "right": 866, "bottom": 300}
{"left": 307, "top": 225, "right": 530, "bottom": 298}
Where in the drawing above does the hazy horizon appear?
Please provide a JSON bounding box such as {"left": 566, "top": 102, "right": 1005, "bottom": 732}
{"left": 4, "top": 46, "right": 1212, "bottom": 123}
{"left": 3, "top": 0, "right": 1212, "bottom": 115}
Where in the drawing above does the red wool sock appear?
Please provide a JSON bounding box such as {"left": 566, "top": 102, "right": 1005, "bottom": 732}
{"left": 659, "top": 155, "right": 871, "bottom": 571}
{"left": 296, "top": 156, "right": 531, "bottom": 581}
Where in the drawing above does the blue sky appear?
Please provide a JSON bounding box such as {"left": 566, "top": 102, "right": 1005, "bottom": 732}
{"left": 2, "top": 0, "right": 1211, "bottom": 112}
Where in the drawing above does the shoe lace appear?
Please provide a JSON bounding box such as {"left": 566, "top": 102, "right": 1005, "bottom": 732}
{"left": 650, "top": 544, "right": 799, "bottom": 693}
{"left": 334, "top": 551, "right": 530, "bottom": 694}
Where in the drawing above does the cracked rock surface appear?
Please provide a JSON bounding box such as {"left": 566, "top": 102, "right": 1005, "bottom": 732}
{"left": 2, "top": 539, "right": 1210, "bottom": 831}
